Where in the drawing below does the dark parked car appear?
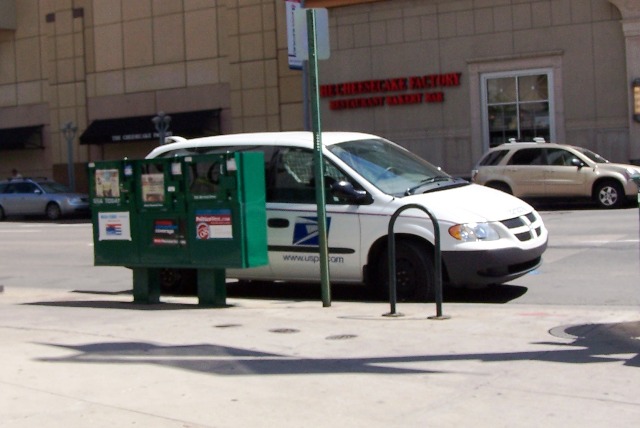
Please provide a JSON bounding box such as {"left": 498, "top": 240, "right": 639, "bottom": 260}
{"left": 0, "top": 178, "right": 90, "bottom": 220}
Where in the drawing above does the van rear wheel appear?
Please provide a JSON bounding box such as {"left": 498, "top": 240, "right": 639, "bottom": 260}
{"left": 374, "top": 240, "right": 434, "bottom": 302}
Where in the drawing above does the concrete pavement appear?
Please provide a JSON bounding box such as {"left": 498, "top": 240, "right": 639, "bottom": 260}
{"left": 1, "top": 284, "right": 640, "bottom": 427}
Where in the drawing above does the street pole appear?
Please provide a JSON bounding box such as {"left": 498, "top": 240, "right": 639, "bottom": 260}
{"left": 152, "top": 112, "right": 171, "bottom": 146}
{"left": 306, "top": 9, "right": 331, "bottom": 307}
{"left": 61, "top": 122, "right": 77, "bottom": 191}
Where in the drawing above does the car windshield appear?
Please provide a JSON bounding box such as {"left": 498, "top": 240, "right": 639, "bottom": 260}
{"left": 576, "top": 148, "right": 609, "bottom": 164}
{"left": 328, "top": 138, "right": 463, "bottom": 196}
{"left": 38, "top": 181, "right": 73, "bottom": 193}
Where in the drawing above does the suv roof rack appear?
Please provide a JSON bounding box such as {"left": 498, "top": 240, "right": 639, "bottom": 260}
{"left": 505, "top": 137, "right": 547, "bottom": 144}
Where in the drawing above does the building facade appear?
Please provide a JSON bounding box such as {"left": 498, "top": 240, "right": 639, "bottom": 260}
{"left": 1, "top": 0, "right": 639, "bottom": 190}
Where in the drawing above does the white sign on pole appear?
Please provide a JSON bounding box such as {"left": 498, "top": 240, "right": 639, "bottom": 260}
{"left": 285, "top": 0, "right": 303, "bottom": 70}
{"left": 294, "top": 8, "right": 330, "bottom": 61}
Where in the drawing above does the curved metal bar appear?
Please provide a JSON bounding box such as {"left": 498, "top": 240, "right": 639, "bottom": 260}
{"left": 386, "top": 204, "right": 444, "bottom": 318}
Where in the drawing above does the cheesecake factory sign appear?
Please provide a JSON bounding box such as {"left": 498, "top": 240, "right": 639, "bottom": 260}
{"left": 320, "top": 72, "right": 461, "bottom": 111}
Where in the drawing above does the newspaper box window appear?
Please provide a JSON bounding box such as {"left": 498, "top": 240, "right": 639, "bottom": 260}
{"left": 92, "top": 168, "right": 131, "bottom": 241}
{"left": 140, "top": 164, "right": 166, "bottom": 206}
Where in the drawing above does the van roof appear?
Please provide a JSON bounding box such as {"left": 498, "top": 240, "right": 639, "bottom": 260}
{"left": 146, "top": 131, "right": 380, "bottom": 158}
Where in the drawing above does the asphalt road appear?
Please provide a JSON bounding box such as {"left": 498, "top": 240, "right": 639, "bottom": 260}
{"left": 507, "top": 205, "right": 640, "bottom": 306}
{"left": 1, "top": 205, "right": 639, "bottom": 307}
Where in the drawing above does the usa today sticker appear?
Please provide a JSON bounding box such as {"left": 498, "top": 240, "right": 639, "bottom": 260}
{"left": 98, "top": 212, "right": 132, "bottom": 241}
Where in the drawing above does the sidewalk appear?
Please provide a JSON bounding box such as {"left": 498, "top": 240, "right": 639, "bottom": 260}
{"left": 1, "top": 286, "right": 640, "bottom": 427}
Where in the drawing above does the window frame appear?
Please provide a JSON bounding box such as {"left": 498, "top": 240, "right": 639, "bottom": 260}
{"left": 481, "top": 69, "right": 555, "bottom": 149}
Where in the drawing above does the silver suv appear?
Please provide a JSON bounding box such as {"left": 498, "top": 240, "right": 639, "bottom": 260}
{"left": 471, "top": 140, "right": 640, "bottom": 208}
{"left": 0, "top": 178, "right": 90, "bottom": 220}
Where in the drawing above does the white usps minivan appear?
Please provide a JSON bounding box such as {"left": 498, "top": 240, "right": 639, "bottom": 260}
{"left": 147, "top": 132, "right": 548, "bottom": 300}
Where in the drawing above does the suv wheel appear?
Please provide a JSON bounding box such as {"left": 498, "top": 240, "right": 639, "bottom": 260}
{"left": 0, "top": 205, "right": 5, "bottom": 221}
{"left": 594, "top": 181, "right": 624, "bottom": 209}
{"left": 45, "top": 202, "right": 62, "bottom": 220}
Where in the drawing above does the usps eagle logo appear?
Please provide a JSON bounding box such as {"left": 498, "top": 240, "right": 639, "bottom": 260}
{"left": 292, "top": 216, "right": 331, "bottom": 246}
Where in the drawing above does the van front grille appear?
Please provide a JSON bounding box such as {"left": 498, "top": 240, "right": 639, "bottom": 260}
{"left": 501, "top": 212, "right": 543, "bottom": 242}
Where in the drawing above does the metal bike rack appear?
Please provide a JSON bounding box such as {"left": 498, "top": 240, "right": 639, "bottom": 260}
{"left": 385, "top": 204, "right": 449, "bottom": 320}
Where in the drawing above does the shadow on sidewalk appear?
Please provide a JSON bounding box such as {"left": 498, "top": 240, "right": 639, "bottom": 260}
{"left": 34, "top": 320, "right": 640, "bottom": 375}
{"left": 23, "top": 282, "right": 528, "bottom": 310}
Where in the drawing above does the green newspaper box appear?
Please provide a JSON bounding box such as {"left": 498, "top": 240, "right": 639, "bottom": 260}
{"left": 88, "top": 152, "right": 267, "bottom": 306}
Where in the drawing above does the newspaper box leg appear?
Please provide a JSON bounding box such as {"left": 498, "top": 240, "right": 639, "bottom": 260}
{"left": 133, "top": 267, "right": 161, "bottom": 304}
{"left": 197, "top": 268, "right": 227, "bottom": 307}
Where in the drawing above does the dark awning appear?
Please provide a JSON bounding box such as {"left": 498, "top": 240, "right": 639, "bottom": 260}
{"left": 79, "top": 109, "right": 220, "bottom": 145}
{"left": 0, "top": 125, "right": 44, "bottom": 150}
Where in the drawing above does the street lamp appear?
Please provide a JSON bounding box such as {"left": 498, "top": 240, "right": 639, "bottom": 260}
{"left": 151, "top": 111, "right": 171, "bottom": 145}
{"left": 61, "top": 121, "right": 77, "bottom": 191}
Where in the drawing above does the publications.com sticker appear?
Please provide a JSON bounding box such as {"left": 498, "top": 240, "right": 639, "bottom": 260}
{"left": 195, "top": 209, "right": 233, "bottom": 240}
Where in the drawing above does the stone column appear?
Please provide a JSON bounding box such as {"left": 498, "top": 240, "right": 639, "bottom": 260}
{"left": 610, "top": 0, "right": 640, "bottom": 163}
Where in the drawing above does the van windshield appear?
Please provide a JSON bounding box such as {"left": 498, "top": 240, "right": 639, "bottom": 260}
{"left": 328, "top": 138, "right": 465, "bottom": 196}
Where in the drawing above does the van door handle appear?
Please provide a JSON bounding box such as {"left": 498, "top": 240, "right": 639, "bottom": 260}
{"left": 268, "top": 218, "right": 289, "bottom": 228}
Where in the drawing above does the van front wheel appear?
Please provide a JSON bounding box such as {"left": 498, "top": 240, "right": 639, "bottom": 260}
{"left": 374, "top": 240, "right": 435, "bottom": 302}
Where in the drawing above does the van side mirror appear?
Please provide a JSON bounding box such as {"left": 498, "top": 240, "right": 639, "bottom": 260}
{"left": 330, "top": 180, "right": 369, "bottom": 203}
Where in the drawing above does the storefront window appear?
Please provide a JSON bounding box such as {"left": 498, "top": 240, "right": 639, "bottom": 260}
{"left": 483, "top": 71, "right": 552, "bottom": 147}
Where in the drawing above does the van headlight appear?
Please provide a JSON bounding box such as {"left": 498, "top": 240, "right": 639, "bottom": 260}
{"left": 448, "top": 223, "right": 500, "bottom": 241}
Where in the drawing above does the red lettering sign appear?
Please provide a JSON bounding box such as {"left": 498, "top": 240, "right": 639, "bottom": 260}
{"left": 321, "top": 72, "right": 460, "bottom": 111}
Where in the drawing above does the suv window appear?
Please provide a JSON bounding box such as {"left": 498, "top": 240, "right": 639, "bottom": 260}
{"left": 479, "top": 149, "right": 509, "bottom": 166}
{"left": 507, "top": 148, "right": 545, "bottom": 165}
{"left": 546, "top": 148, "right": 577, "bottom": 166}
